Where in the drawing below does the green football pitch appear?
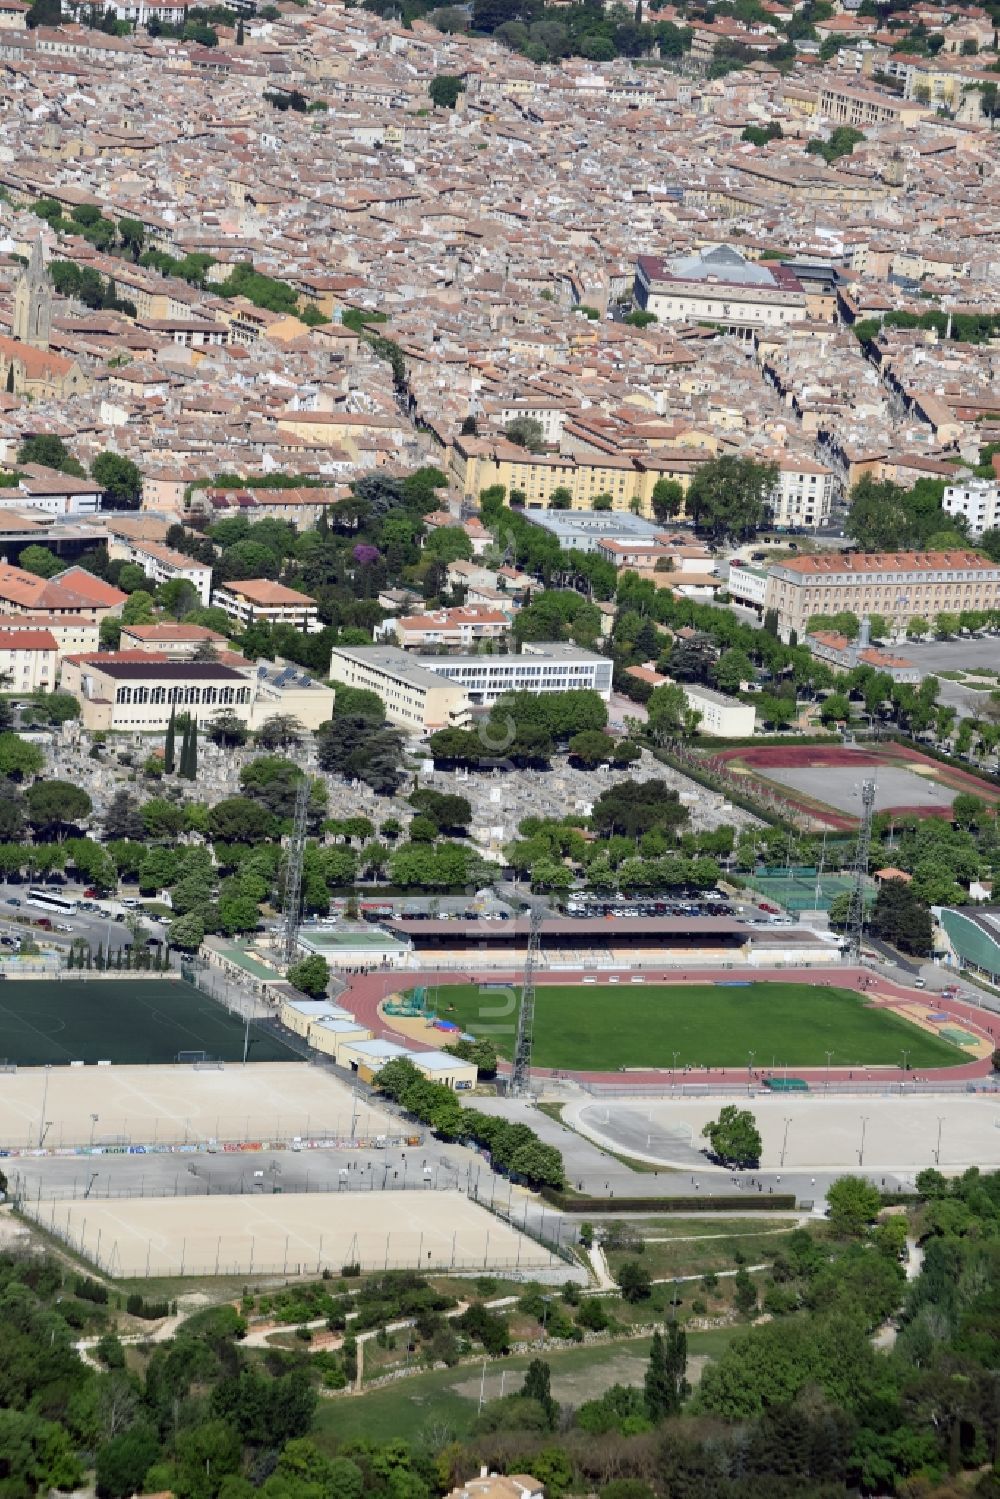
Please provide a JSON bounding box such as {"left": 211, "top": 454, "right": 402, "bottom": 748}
{"left": 424, "top": 981, "right": 964, "bottom": 1072}
{"left": 0, "top": 980, "right": 299, "bottom": 1067}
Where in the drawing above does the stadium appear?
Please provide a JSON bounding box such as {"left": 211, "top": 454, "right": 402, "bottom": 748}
{"left": 338, "top": 967, "right": 996, "bottom": 1087}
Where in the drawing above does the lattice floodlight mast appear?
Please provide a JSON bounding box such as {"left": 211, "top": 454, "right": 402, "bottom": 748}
{"left": 282, "top": 777, "right": 311, "bottom": 968}
{"left": 510, "top": 901, "right": 543, "bottom": 1097}
{"left": 847, "top": 778, "right": 877, "bottom": 965}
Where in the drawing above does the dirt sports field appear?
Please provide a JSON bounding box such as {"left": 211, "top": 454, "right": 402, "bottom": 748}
{"left": 37, "top": 1189, "right": 553, "bottom": 1278}
{"left": 706, "top": 741, "right": 1000, "bottom": 830}
{"left": 0, "top": 1063, "right": 396, "bottom": 1150}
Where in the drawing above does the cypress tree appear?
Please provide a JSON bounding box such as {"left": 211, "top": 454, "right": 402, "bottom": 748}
{"left": 5, "top": 364, "right": 14, "bottom": 394}
{"left": 187, "top": 718, "right": 198, "bottom": 780}
{"left": 164, "top": 706, "right": 176, "bottom": 774}
{"left": 235, "top": 16, "right": 244, "bottom": 43}
{"left": 645, "top": 1325, "right": 688, "bottom": 1421}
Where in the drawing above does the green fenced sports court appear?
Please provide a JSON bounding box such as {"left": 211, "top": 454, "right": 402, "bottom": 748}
{"left": 0, "top": 979, "right": 299, "bottom": 1067}
{"left": 742, "top": 867, "right": 864, "bottom": 913}
{"left": 424, "top": 981, "right": 963, "bottom": 1072}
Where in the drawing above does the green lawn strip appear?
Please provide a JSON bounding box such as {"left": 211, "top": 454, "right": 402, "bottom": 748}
{"left": 605, "top": 1230, "right": 796, "bottom": 1281}
{"left": 427, "top": 983, "right": 962, "bottom": 1071}
{"left": 594, "top": 1216, "right": 801, "bottom": 1239}
{"left": 311, "top": 1327, "right": 739, "bottom": 1446}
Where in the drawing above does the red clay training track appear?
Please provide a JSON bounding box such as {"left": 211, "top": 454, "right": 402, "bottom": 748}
{"left": 336, "top": 968, "right": 996, "bottom": 1087}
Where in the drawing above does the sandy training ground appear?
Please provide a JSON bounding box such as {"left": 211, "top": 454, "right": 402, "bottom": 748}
{"left": 569, "top": 1093, "right": 1000, "bottom": 1175}
{"left": 34, "top": 1189, "right": 554, "bottom": 1278}
{"left": 0, "top": 1063, "right": 399, "bottom": 1151}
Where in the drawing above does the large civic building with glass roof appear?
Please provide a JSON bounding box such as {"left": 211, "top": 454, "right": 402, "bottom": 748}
{"left": 633, "top": 246, "right": 808, "bottom": 334}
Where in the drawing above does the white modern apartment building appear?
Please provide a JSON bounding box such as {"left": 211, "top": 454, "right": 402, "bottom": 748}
{"left": 770, "top": 457, "right": 835, "bottom": 530}
{"left": 942, "top": 479, "right": 1000, "bottom": 538}
{"left": 329, "top": 642, "right": 612, "bottom": 732}
{"left": 106, "top": 526, "right": 212, "bottom": 606}
{"left": 726, "top": 563, "right": 769, "bottom": 613}
{"left": 682, "top": 684, "right": 756, "bottom": 738}
{"left": 213, "top": 580, "right": 320, "bottom": 633}
{"left": 429, "top": 641, "right": 613, "bottom": 707}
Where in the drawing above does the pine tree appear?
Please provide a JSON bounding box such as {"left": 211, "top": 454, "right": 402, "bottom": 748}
{"left": 164, "top": 706, "right": 176, "bottom": 774}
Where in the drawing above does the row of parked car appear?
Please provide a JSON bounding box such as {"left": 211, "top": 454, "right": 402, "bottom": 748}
{"left": 565, "top": 893, "right": 738, "bottom": 919}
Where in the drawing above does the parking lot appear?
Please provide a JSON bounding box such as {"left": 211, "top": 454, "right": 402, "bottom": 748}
{"left": 0, "top": 881, "right": 162, "bottom": 958}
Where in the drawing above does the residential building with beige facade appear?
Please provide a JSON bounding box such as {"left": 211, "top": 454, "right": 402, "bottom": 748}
{"left": 0, "top": 564, "right": 126, "bottom": 624}
{"left": 118, "top": 623, "right": 229, "bottom": 656}
{"left": 452, "top": 438, "right": 707, "bottom": 518}
{"left": 765, "top": 551, "right": 1000, "bottom": 642}
{"left": 0, "top": 613, "right": 99, "bottom": 657}
{"left": 328, "top": 645, "right": 472, "bottom": 733}
{"left": 816, "top": 82, "right": 927, "bottom": 128}
{"left": 0, "top": 628, "right": 58, "bottom": 692}
{"left": 380, "top": 606, "right": 511, "bottom": 652}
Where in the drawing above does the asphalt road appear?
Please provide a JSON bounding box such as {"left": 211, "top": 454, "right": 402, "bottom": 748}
{"left": 11, "top": 1137, "right": 565, "bottom": 1243}
{"left": 466, "top": 1097, "right": 914, "bottom": 1204}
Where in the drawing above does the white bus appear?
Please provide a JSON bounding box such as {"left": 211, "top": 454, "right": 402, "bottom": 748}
{"left": 26, "top": 888, "right": 79, "bottom": 915}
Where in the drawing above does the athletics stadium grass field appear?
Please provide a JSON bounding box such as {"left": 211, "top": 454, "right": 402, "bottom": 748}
{"left": 423, "top": 981, "right": 963, "bottom": 1072}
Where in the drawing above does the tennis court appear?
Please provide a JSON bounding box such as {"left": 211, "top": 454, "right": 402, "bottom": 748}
{"left": 0, "top": 979, "right": 298, "bottom": 1067}
{"left": 743, "top": 868, "right": 861, "bottom": 913}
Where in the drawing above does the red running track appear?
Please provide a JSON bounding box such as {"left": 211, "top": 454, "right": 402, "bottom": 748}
{"left": 335, "top": 967, "right": 997, "bottom": 1087}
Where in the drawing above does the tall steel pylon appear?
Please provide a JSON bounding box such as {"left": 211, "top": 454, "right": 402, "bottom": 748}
{"left": 282, "top": 777, "right": 311, "bottom": 969}
{"left": 510, "top": 902, "right": 542, "bottom": 1097}
{"left": 847, "top": 778, "right": 876, "bottom": 965}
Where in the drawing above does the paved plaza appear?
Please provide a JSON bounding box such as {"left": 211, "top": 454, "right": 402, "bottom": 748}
{"left": 569, "top": 1093, "right": 1000, "bottom": 1174}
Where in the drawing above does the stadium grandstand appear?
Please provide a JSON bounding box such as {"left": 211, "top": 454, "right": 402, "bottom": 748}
{"left": 382, "top": 916, "right": 844, "bottom": 972}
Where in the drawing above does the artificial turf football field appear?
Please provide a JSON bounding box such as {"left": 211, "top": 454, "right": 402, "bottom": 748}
{"left": 0, "top": 980, "right": 299, "bottom": 1067}
{"left": 426, "top": 981, "right": 963, "bottom": 1071}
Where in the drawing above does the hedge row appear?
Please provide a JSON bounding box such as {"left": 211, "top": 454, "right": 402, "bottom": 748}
{"left": 540, "top": 1190, "right": 798, "bottom": 1214}
{"left": 690, "top": 733, "right": 838, "bottom": 751}
{"left": 881, "top": 732, "right": 1000, "bottom": 792}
